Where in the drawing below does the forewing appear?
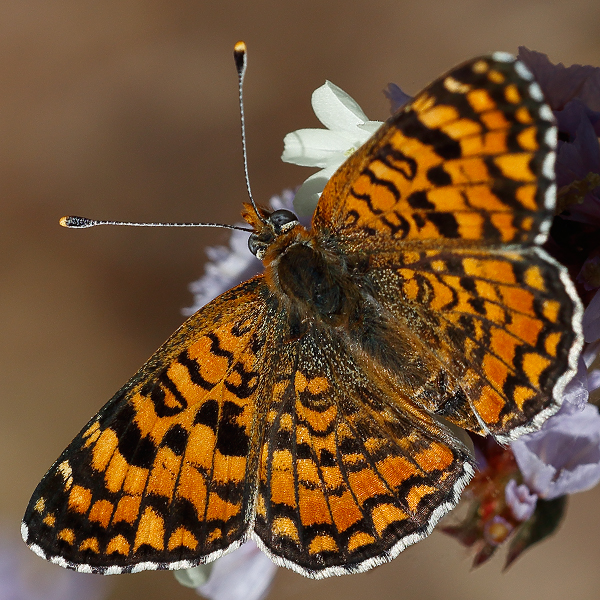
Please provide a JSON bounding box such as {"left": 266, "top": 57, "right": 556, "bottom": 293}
{"left": 364, "top": 248, "right": 582, "bottom": 442}
{"left": 312, "top": 54, "right": 556, "bottom": 247}
{"left": 252, "top": 324, "right": 474, "bottom": 578}
{"left": 310, "top": 52, "right": 582, "bottom": 442}
{"left": 22, "top": 277, "right": 270, "bottom": 573}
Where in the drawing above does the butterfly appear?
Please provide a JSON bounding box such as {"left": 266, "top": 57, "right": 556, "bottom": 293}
{"left": 22, "top": 51, "right": 582, "bottom": 579}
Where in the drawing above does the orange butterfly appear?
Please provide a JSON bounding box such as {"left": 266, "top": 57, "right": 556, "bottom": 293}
{"left": 23, "top": 47, "right": 582, "bottom": 578}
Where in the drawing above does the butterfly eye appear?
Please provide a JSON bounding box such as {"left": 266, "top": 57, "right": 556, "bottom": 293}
{"left": 270, "top": 209, "right": 298, "bottom": 233}
{"left": 248, "top": 234, "right": 268, "bottom": 258}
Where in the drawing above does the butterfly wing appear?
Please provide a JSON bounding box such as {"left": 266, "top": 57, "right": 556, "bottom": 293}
{"left": 362, "top": 248, "right": 580, "bottom": 442}
{"left": 22, "top": 277, "right": 270, "bottom": 573}
{"left": 313, "top": 54, "right": 556, "bottom": 247}
{"left": 252, "top": 323, "right": 474, "bottom": 578}
{"left": 311, "top": 54, "right": 582, "bottom": 441}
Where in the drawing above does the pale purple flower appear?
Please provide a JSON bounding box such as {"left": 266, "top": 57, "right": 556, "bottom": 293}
{"left": 588, "top": 369, "right": 600, "bottom": 393}
{"left": 384, "top": 83, "right": 412, "bottom": 113}
{"left": 517, "top": 47, "right": 600, "bottom": 112}
{"left": 505, "top": 479, "right": 537, "bottom": 522}
{"left": 578, "top": 251, "right": 600, "bottom": 292}
{"left": 183, "top": 226, "right": 258, "bottom": 314}
{"left": 512, "top": 402, "right": 600, "bottom": 499}
{"left": 554, "top": 100, "right": 600, "bottom": 225}
{"left": 174, "top": 541, "right": 277, "bottom": 600}
{"left": 483, "top": 516, "right": 512, "bottom": 546}
{"left": 511, "top": 344, "right": 600, "bottom": 501}
{"left": 517, "top": 48, "right": 600, "bottom": 227}
{"left": 561, "top": 357, "right": 591, "bottom": 410}
{"left": 2, "top": 529, "right": 107, "bottom": 600}
{"left": 582, "top": 288, "right": 600, "bottom": 343}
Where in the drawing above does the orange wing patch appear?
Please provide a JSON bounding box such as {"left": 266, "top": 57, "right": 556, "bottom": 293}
{"left": 366, "top": 247, "right": 579, "bottom": 441}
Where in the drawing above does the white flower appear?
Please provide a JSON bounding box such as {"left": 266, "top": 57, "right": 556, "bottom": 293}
{"left": 281, "top": 81, "right": 383, "bottom": 216}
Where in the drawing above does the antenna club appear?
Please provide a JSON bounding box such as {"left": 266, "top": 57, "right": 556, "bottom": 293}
{"left": 60, "top": 215, "right": 95, "bottom": 228}
{"left": 233, "top": 41, "right": 247, "bottom": 75}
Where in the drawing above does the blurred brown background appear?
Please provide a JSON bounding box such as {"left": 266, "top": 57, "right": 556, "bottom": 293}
{"left": 2, "top": 1, "right": 599, "bottom": 599}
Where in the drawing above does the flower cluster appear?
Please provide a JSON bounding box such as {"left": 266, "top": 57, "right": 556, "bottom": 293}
{"left": 179, "top": 48, "right": 600, "bottom": 596}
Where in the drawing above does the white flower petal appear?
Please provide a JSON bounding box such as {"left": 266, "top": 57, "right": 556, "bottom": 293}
{"left": 292, "top": 167, "right": 337, "bottom": 216}
{"left": 281, "top": 128, "right": 353, "bottom": 167}
{"left": 312, "top": 81, "right": 370, "bottom": 130}
{"left": 358, "top": 121, "right": 384, "bottom": 135}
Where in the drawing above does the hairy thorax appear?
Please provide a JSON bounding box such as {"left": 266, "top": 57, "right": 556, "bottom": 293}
{"left": 268, "top": 231, "right": 359, "bottom": 328}
{"left": 261, "top": 225, "right": 465, "bottom": 418}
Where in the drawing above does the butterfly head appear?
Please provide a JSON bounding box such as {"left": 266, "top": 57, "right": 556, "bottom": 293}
{"left": 243, "top": 202, "right": 302, "bottom": 261}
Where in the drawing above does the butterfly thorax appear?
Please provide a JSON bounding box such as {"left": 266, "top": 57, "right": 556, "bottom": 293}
{"left": 244, "top": 205, "right": 457, "bottom": 394}
{"left": 243, "top": 203, "right": 361, "bottom": 328}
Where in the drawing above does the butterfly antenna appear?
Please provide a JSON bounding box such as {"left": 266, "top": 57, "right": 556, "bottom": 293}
{"left": 59, "top": 216, "right": 252, "bottom": 232}
{"left": 234, "top": 41, "right": 267, "bottom": 224}
{"left": 60, "top": 43, "right": 263, "bottom": 233}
